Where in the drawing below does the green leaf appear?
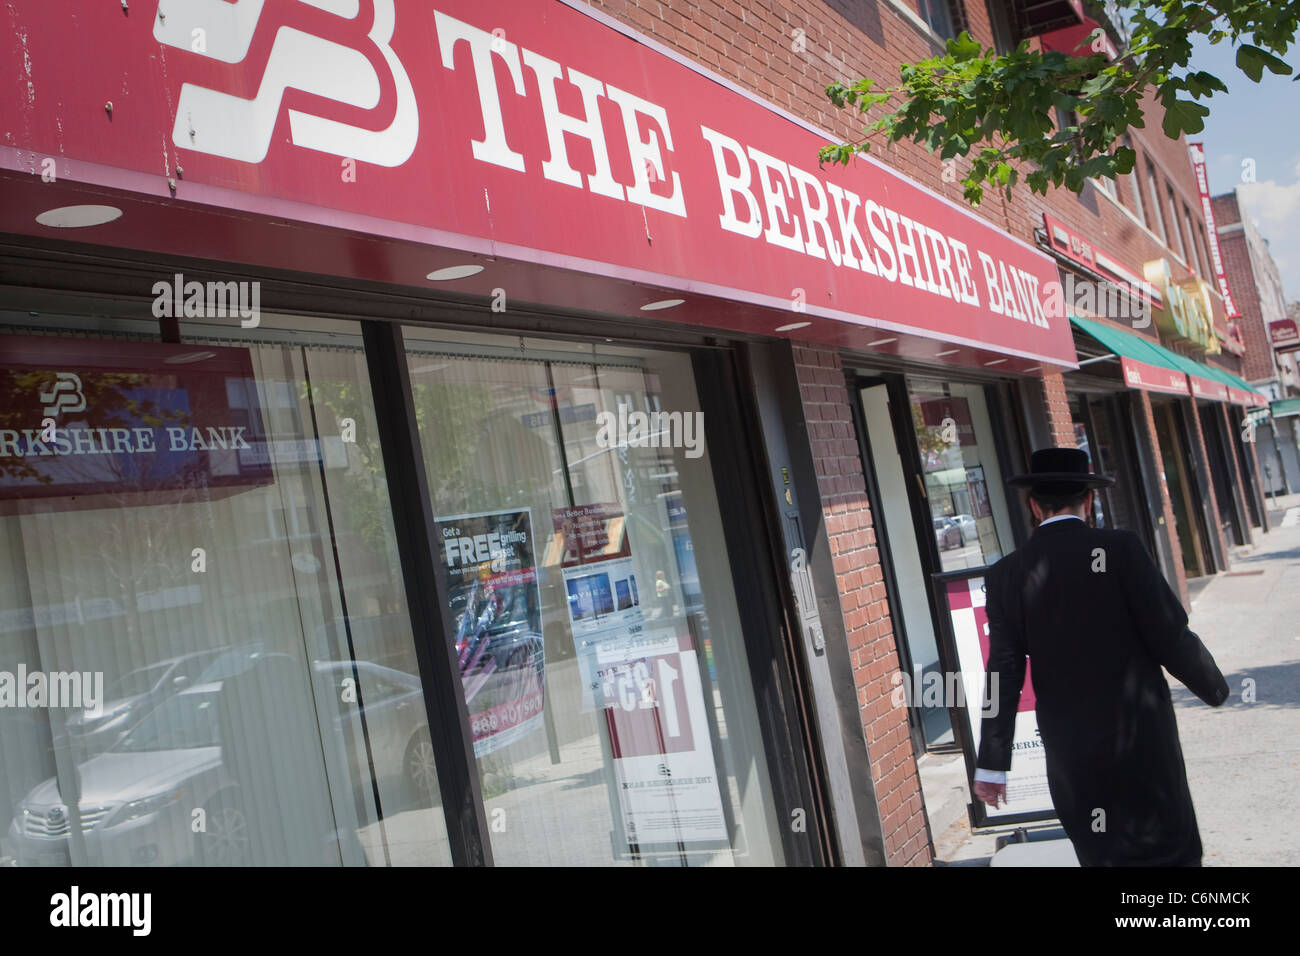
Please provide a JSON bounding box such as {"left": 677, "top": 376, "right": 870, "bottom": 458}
{"left": 1235, "top": 44, "right": 1279, "bottom": 82}
{"left": 1161, "top": 97, "right": 1209, "bottom": 137}
{"left": 947, "top": 31, "right": 981, "bottom": 62}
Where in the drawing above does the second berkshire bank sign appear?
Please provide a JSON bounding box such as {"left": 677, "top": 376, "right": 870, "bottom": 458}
{"left": 2, "top": 0, "right": 1074, "bottom": 366}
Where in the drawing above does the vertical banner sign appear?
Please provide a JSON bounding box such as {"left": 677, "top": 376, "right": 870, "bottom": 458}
{"left": 552, "top": 503, "right": 728, "bottom": 850}
{"left": 437, "top": 508, "right": 546, "bottom": 757}
{"left": 1187, "top": 143, "right": 1240, "bottom": 318}
{"left": 945, "top": 574, "right": 1055, "bottom": 821}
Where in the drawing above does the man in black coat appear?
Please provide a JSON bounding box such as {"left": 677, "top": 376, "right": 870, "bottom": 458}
{"left": 973, "top": 448, "right": 1230, "bottom": 866}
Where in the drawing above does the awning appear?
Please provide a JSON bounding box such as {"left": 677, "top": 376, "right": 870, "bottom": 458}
{"left": 1069, "top": 315, "right": 1189, "bottom": 396}
{"left": 1204, "top": 367, "right": 1269, "bottom": 407}
{"left": 1271, "top": 398, "right": 1300, "bottom": 418}
{"left": 1156, "top": 349, "right": 1231, "bottom": 402}
{"left": 1070, "top": 314, "right": 1269, "bottom": 405}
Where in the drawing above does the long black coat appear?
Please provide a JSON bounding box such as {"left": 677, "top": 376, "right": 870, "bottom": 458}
{"left": 977, "top": 519, "right": 1230, "bottom": 866}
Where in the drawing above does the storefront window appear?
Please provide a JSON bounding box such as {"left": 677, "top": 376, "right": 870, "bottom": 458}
{"left": 0, "top": 316, "right": 451, "bottom": 866}
{"left": 909, "top": 380, "right": 1015, "bottom": 571}
{"left": 403, "top": 328, "right": 784, "bottom": 865}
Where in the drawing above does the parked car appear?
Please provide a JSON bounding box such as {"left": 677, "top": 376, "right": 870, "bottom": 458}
{"left": 933, "top": 517, "right": 962, "bottom": 551}
{"left": 6, "top": 653, "right": 433, "bottom": 867}
{"left": 64, "top": 650, "right": 223, "bottom": 753}
{"left": 951, "top": 514, "right": 977, "bottom": 545}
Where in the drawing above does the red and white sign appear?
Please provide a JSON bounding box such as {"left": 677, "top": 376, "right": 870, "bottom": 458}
{"left": 1187, "top": 374, "right": 1230, "bottom": 403}
{"left": 0, "top": 1, "right": 1076, "bottom": 368}
{"left": 1187, "top": 143, "right": 1240, "bottom": 319}
{"left": 947, "top": 575, "right": 1053, "bottom": 820}
{"left": 551, "top": 503, "right": 728, "bottom": 849}
{"left": 1269, "top": 319, "right": 1300, "bottom": 352}
{"left": 1043, "top": 214, "right": 1158, "bottom": 309}
{"left": 1121, "top": 357, "right": 1190, "bottom": 396}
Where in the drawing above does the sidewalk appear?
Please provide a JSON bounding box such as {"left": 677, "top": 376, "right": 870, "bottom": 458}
{"left": 923, "top": 508, "right": 1300, "bottom": 866}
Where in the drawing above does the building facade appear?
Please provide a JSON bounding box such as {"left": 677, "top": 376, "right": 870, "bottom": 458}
{"left": 1212, "top": 189, "right": 1300, "bottom": 497}
{"left": 0, "top": 0, "right": 1269, "bottom": 867}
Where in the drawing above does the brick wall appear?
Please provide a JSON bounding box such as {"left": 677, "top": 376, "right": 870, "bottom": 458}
{"left": 1041, "top": 370, "right": 1076, "bottom": 447}
{"left": 792, "top": 342, "right": 933, "bottom": 866}
{"left": 1213, "top": 193, "right": 1276, "bottom": 383}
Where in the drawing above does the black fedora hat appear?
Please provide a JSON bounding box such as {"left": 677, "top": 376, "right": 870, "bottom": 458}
{"left": 1007, "top": 447, "right": 1115, "bottom": 489}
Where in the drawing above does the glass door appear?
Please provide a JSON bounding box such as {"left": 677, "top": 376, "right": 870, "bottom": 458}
{"left": 853, "top": 374, "right": 1017, "bottom": 752}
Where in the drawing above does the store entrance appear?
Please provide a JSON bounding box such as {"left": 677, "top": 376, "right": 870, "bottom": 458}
{"left": 1069, "top": 392, "right": 1156, "bottom": 553}
{"left": 1152, "top": 400, "right": 1214, "bottom": 579}
{"left": 1198, "top": 403, "right": 1247, "bottom": 547}
{"left": 853, "top": 374, "right": 1018, "bottom": 754}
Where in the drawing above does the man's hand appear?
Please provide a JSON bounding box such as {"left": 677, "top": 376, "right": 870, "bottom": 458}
{"left": 974, "top": 780, "right": 1007, "bottom": 809}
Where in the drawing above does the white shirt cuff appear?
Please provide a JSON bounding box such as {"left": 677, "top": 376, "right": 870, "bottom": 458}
{"left": 974, "top": 768, "right": 1007, "bottom": 785}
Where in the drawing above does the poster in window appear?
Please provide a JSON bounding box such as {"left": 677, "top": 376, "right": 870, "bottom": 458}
{"left": 966, "top": 466, "right": 992, "bottom": 519}
{"left": 549, "top": 503, "right": 729, "bottom": 849}
{"left": 436, "top": 508, "right": 546, "bottom": 757}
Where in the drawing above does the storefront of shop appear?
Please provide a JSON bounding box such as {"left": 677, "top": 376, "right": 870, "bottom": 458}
{"left": 1028, "top": 207, "right": 1269, "bottom": 600}
{"left": 1, "top": 0, "right": 1087, "bottom": 867}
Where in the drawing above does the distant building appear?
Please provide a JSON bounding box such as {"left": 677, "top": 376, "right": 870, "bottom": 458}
{"left": 1212, "top": 190, "right": 1300, "bottom": 495}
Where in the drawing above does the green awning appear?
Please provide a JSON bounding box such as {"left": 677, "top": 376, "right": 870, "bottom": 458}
{"left": 1220, "top": 369, "right": 1268, "bottom": 406}
{"left": 1069, "top": 314, "right": 1189, "bottom": 395}
{"left": 1069, "top": 314, "right": 1183, "bottom": 371}
{"left": 1070, "top": 314, "right": 1267, "bottom": 406}
{"left": 1271, "top": 398, "right": 1300, "bottom": 418}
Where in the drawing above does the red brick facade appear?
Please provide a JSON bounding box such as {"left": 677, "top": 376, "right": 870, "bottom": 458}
{"left": 792, "top": 343, "right": 933, "bottom": 866}
{"left": 1212, "top": 192, "right": 1281, "bottom": 384}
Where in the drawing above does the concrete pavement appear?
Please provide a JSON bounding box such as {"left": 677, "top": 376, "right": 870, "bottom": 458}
{"left": 923, "top": 506, "right": 1300, "bottom": 866}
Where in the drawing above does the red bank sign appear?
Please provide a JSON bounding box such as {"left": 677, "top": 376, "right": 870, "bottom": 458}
{"left": 0, "top": 1, "right": 1074, "bottom": 366}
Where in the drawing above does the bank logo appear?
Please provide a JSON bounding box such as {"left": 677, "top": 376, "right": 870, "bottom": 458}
{"left": 39, "top": 372, "right": 86, "bottom": 418}
{"left": 155, "top": 0, "right": 418, "bottom": 166}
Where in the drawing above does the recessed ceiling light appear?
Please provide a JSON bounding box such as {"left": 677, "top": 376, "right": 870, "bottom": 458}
{"left": 426, "top": 265, "right": 484, "bottom": 281}
{"left": 640, "top": 298, "right": 685, "bottom": 311}
{"left": 936, "top": 349, "right": 959, "bottom": 357}
{"left": 1023, "top": 365, "right": 1041, "bottom": 372}
{"left": 36, "top": 205, "right": 122, "bottom": 228}
{"left": 984, "top": 358, "right": 1007, "bottom": 366}
{"left": 867, "top": 337, "right": 897, "bottom": 347}
{"left": 775, "top": 321, "right": 811, "bottom": 332}
{"left": 163, "top": 351, "right": 217, "bottom": 365}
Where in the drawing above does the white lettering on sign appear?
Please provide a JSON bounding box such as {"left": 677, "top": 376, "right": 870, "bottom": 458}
{"left": 149, "top": 3, "right": 1055, "bottom": 337}
{"left": 0, "top": 426, "right": 247, "bottom": 458}
{"left": 159, "top": 0, "right": 417, "bottom": 166}
{"left": 437, "top": 10, "right": 686, "bottom": 217}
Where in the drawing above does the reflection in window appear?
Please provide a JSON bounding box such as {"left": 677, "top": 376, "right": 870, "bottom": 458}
{"left": 910, "top": 379, "right": 1010, "bottom": 571}
{"left": 0, "top": 324, "right": 451, "bottom": 866}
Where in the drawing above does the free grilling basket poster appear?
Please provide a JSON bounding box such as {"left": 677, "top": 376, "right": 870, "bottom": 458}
{"left": 551, "top": 503, "right": 729, "bottom": 850}
{"left": 946, "top": 574, "right": 1055, "bottom": 821}
{"left": 437, "top": 508, "right": 546, "bottom": 758}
